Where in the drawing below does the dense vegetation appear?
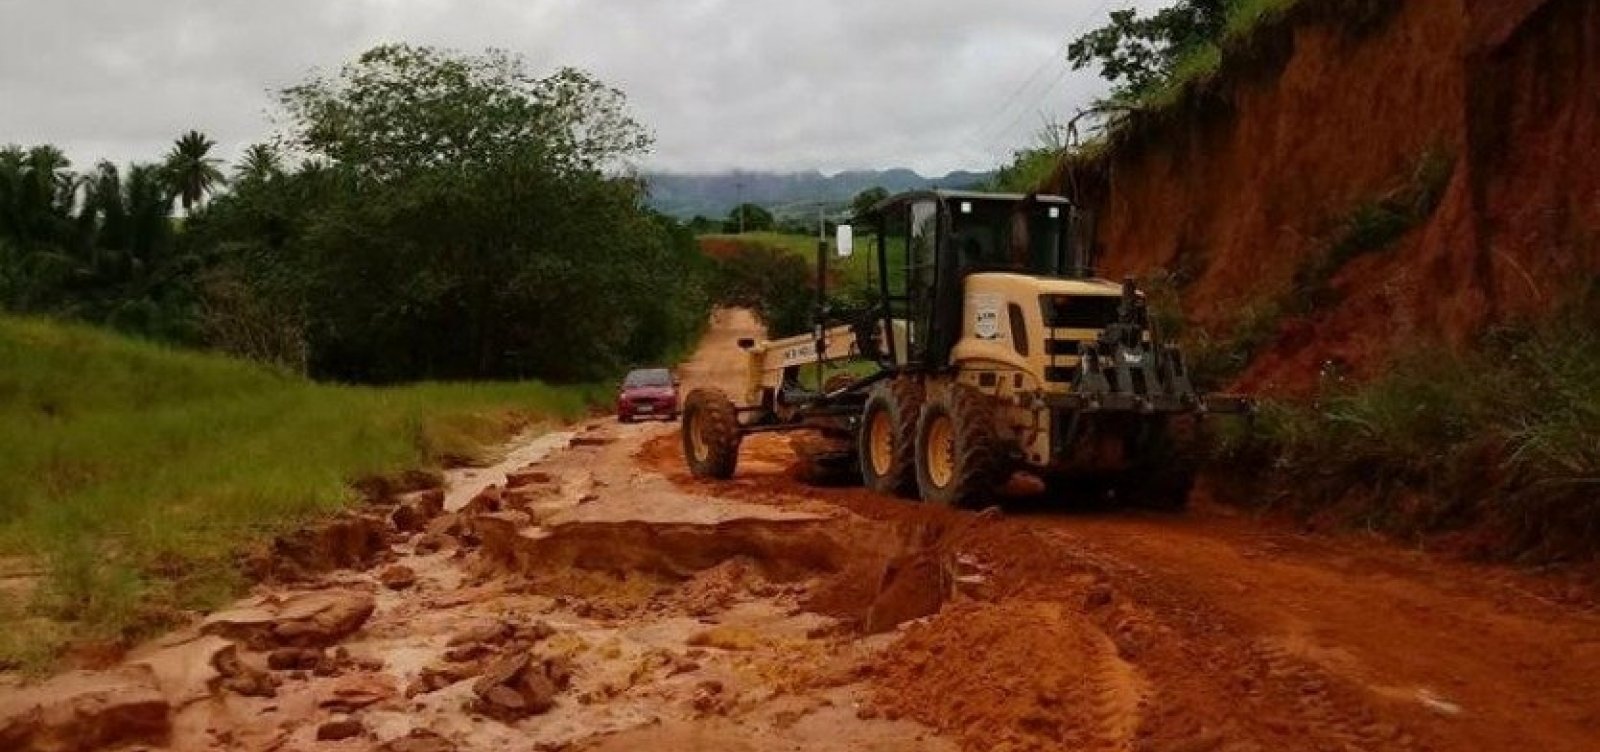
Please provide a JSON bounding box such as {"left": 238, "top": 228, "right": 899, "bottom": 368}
{"left": 0, "top": 315, "right": 600, "bottom": 669}
{"left": 0, "top": 44, "right": 716, "bottom": 667}
{"left": 1211, "top": 288, "right": 1600, "bottom": 564}
{"left": 2, "top": 44, "right": 710, "bottom": 384}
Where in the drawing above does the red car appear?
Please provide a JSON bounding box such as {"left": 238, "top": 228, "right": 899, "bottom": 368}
{"left": 616, "top": 367, "right": 680, "bottom": 422}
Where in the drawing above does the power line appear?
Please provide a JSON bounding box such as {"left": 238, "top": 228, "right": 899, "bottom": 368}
{"left": 962, "top": 0, "right": 1120, "bottom": 162}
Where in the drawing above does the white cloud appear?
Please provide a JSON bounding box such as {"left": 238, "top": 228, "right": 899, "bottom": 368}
{"left": 0, "top": 0, "right": 1170, "bottom": 174}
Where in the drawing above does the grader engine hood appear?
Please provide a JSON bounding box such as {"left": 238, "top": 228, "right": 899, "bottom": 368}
{"left": 952, "top": 272, "right": 1245, "bottom": 414}
{"left": 951, "top": 272, "right": 1127, "bottom": 393}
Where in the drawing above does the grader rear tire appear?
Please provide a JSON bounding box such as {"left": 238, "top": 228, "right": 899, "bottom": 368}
{"left": 914, "top": 383, "right": 1004, "bottom": 508}
{"left": 682, "top": 388, "right": 741, "bottom": 480}
{"left": 858, "top": 377, "right": 923, "bottom": 498}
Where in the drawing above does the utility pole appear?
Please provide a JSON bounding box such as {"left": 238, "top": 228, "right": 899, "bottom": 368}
{"left": 736, "top": 180, "right": 745, "bottom": 234}
{"left": 814, "top": 199, "right": 828, "bottom": 390}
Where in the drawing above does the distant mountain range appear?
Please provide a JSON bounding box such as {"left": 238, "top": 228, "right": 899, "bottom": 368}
{"left": 643, "top": 168, "right": 994, "bottom": 220}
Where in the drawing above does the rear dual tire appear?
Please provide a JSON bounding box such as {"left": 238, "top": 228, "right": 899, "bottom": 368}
{"left": 914, "top": 383, "right": 1004, "bottom": 508}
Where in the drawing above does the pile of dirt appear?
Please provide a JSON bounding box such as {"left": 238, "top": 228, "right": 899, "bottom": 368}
{"left": 867, "top": 600, "right": 1140, "bottom": 752}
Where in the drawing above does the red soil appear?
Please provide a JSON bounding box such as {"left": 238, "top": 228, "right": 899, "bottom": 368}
{"left": 1058, "top": 0, "right": 1600, "bottom": 396}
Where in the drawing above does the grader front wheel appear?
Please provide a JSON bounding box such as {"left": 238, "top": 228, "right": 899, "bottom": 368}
{"left": 681, "top": 388, "right": 741, "bottom": 480}
{"left": 858, "top": 378, "right": 923, "bottom": 497}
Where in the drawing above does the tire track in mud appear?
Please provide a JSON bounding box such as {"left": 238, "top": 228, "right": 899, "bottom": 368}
{"left": 982, "top": 525, "right": 1430, "bottom": 752}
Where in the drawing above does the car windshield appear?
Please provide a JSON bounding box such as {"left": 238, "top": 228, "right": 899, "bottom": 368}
{"left": 623, "top": 369, "right": 672, "bottom": 388}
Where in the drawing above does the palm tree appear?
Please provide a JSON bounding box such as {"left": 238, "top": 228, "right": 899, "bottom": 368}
{"left": 164, "top": 130, "right": 225, "bottom": 211}
{"left": 233, "top": 143, "right": 282, "bottom": 184}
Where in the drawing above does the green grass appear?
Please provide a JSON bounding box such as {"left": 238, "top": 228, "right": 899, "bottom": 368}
{"left": 1223, "top": 0, "right": 1300, "bottom": 41}
{"left": 1211, "top": 287, "right": 1600, "bottom": 562}
{"left": 0, "top": 315, "right": 600, "bottom": 667}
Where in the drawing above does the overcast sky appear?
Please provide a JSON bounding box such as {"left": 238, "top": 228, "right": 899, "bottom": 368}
{"left": 0, "top": 0, "right": 1166, "bottom": 176}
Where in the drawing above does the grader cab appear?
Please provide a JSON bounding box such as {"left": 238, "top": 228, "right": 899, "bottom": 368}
{"left": 681, "top": 190, "right": 1249, "bottom": 508}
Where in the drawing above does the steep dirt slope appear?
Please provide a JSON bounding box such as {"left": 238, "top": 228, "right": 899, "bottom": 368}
{"left": 1059, "top": 0, "right": 1600, "bottom": 394}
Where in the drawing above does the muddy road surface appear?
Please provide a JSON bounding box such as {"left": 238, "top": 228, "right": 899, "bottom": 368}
{"left": 4, "top": 308, "right": 1597, "bottom": 752}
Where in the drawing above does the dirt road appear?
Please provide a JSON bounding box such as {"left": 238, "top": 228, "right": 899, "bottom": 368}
{"left": 645, "top": 309, "right": 1600, "bottom": 752}
{"left": 4, "top": 308, "right": 1596, "bottom": 752}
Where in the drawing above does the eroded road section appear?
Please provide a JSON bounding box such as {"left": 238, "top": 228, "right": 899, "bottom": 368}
{"left": 2, "top": 308, "right": 1598, "bottom": 752}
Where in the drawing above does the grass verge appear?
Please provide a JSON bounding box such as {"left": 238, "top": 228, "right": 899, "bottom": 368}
{"left": 1209, "top": 286, "right": 1600, "bottom": 563}
{"left": 0, "top": 315, "right": 601, "bottom": 669}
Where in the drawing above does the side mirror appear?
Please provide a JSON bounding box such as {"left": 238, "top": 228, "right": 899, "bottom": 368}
{"left": 835, "top": 224, "right": 854, "bottom": 258}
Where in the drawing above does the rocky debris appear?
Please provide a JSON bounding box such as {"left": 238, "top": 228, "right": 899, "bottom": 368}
{"left": 414, "top": 532, "right": 457, "bottom": 555}
{"left": 668, "top": 654, "right": 701, "bottom": 676}
{"left": 472, "top": 511, "right": 535, "bottom": 561}
{"left": 125, "top": 635, "right": 234, "bottom": 708}
{"left": 448, "top": 620, "right": 515, "bottom": 648}
{"left": 380, "top": 564, "right": 418, "bottom": 590}
{"left": 318, "top": 673, "right": 395, "bottom": 712}
{"left": 471, "top": 653, "right": 565, "bottom": 722}
{"left": 266, "top": 647, "right": 324, "bottom": 671}
{"left": 460, "top": 485, "right": 503, "bottom": 516}
{"left": 426, "top": 513, "right": 466, "bottom": 538}
{"left": 201, "top": 589, "right": 376, "bottom": 649}
{"left": 378, "top": 728, "right": 457, "bottom": 752}
{"left": 213, "top": 646, "right": 279, "bottom": 698}
{"left": 0, "top": 666, "right": 171, "bottom": 752}
{"left": 409, "top": 661, "right": 483, "bottom": 697}
{"left": 316, "top": 715, "right": 364, "bottom": 741}
{"left": 245, "top": 513, "right": 391, "bottom": 582}
{"left": 443, "top": 643, "right": 492, "bottom": 663}
{"left": 517, "top": 620, "right": 558, "bottom": 644}
{"left": 390, "top": 489, "right": 446, "bottom": 533}
{"left": 568, "top": 436, "right": 614, "bottom": 448}
{"left": 690, "top": 679, "right": 730, "bottom": 715}
{"left": 505, "top": 468, "right": 555, "bottom": 488}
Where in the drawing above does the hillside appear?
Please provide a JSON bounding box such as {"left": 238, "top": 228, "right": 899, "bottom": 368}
{"left": 0, "top": 316, "right": 597, "bottom": 666}
{"left": 1060, "top": 0, "right": 1598, "bottom": 397}
{"left": 644, "top": 168, "right": 992, "bottom": 219}
{"left": 1053, "top": 0, "right": 1600, "bottom": 562}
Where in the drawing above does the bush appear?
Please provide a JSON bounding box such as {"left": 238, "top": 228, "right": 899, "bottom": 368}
{"left": 1212, "top": 285, "right": 1600, "bottom": 563}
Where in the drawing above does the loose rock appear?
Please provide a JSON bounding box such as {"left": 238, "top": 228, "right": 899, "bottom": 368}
{"left": 471, "top": 652, "right": 564, "bottom": 722}
{"left": 201, "top": 589, "right": 376, "bottom": 649}
{"left": 213, "top": 646, "right": 278, "bottom": 698}
{"left": 319, "top": 673, "right": 396, "bottom": 712}
{"left": 414, "top": 532, "right": 456, "bottom": 555}
{"left": 316, "top": 716, "right": 364, "bottom": 741}
{"left": 266, "top": 647, "right": 323, "bottom": 671}
{"left": 380, "top": 565, "right": 418, "bottom": 590}
{"left": 389, "top": 489, "right": 446, "bottom": 533}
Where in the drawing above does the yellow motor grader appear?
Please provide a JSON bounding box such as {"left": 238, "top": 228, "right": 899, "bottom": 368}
{"left": 680, "top": 190, "right": 1249, "bottom": 507}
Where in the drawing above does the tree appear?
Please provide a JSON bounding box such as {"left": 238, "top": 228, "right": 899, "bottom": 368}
{"left": 279, "top": 44, "right": 651, "bottom": 181}
{"left": 164, "top": 130, "right": 225, "bottom": 212}
{"left": 724, "top": 203, "right": 773, "bottom": 233}
{"left": 686, "top": 215, "right": 720, "bottom": 235}
{"left": 850, "top": 186, "right": 889, "bottom": 217}
{"left": 233, "top": 144, "right": 282, "bottom": 185}
{"left": 1067, "top": 0, "right": 1230, "bottom": 101}
{"left": 217, "top": 43, "right": 699, "bottom": 382}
